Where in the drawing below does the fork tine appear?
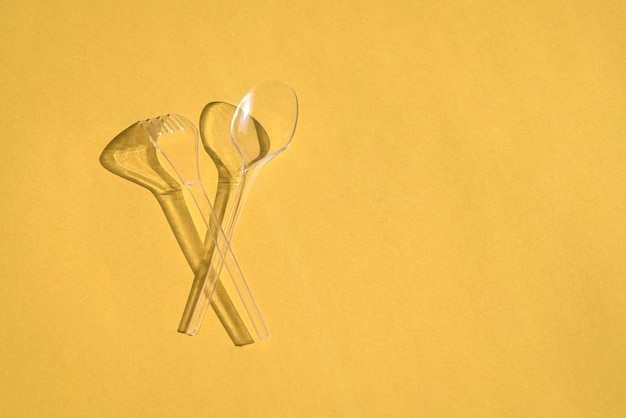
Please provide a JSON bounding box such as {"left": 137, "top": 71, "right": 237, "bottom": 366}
{"left": 164, "top": 114, "right": 183, "bottom": 131}
{"left": 170, "top": 114, "right": 193, "bottom": 131}
{"left": 159, "top": 115, "right": 177, "bottom": 133}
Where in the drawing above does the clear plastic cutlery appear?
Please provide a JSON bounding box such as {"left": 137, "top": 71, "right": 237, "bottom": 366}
{"left": 140, "top": 114, "right": 266, "bottom": 338}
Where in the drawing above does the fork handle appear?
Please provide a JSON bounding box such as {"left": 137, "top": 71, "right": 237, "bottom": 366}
{"left": 154, "top": 191, "right": 254, "bottom": 346}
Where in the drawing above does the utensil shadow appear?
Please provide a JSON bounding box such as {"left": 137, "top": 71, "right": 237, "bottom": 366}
{"left": 98, "top": 111, "right": 255, "bottom": 346}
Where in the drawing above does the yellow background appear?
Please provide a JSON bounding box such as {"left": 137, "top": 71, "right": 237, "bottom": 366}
{"left": 1, "top": 0, "right": 625, "bottom": 416}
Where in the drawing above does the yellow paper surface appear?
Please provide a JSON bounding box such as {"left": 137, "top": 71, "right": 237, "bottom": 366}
{"left": 1, "top": 0, "right": 625, "bottom": 416}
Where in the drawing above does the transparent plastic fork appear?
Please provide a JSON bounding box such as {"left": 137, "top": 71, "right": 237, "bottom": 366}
{"left": 179, "top": 81, "right": 298, "bottom": 339}
{"left": 141, "top": 114, "right": 266, "bottom": 337}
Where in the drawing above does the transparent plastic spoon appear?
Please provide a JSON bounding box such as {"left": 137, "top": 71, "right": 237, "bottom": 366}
{"left": 179, "top": 81, "right": 298, "bottom": 339}
{"left": 99, "top": 121, "right": 253, "bottom": 345}
{"left": 141, "top": 114, "right": 265, "bottom": 337}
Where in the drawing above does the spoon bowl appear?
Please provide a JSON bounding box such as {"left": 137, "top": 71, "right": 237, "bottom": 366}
{"left": 231, "top": 80, "right": 299, "bottom": 169}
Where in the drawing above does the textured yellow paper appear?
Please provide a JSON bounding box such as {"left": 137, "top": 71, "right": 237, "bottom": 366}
{"left": 1, "top": 0, "right": 625, "bottom": 416}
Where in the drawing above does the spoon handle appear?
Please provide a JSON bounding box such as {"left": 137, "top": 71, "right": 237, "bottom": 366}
{"left": 177, "top": 182, "right": 268, "bottom": 338}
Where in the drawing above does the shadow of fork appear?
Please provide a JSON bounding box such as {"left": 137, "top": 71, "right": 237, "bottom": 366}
{"left": 99, "top": 121, "right": 254, "bottom": 345}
